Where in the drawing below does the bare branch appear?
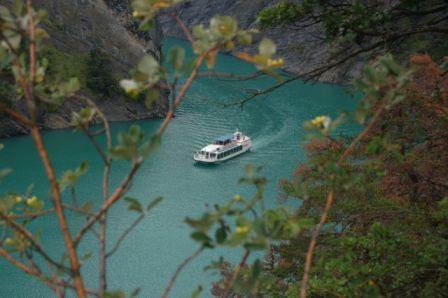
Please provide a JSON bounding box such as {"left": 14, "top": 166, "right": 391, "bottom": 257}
{"left": 161, "top": 246, "right": 204, "bottom": 298}
{"left": 105, "top": 213, "right": 144, "bottom": 259}
{"left": 69, "top": 94, "right": 112, "bottom": 295}
{"left": 0, "top": 101, "right": 34, "bottom": 126}
{"left": 24, "top": 2, "right": 87, "bottom": 295}
{"left": 6, "top": 209, "right": 54, "bottom": 220}
{"left": 198, "top": 70, "right": 265, "bottom": 81}
{"left": 171, "top": 13, "right": 194, "bottom": 43}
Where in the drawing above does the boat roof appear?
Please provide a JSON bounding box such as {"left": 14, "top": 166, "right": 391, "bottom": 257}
{"left": 214, "top": 134, "right": 234, "bottom": 142}
{"left": 202, "top": 144, "right": 221, "bottom": 152}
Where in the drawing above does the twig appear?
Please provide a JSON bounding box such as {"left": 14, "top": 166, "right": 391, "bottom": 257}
{"left": 171, "top": 14, "right": 194, "bottom": 43}
{"left": 221, "top": 250, "right": 250, "bottom": 298}
{"left": 6, "top": 209, "right": 54, "bottom": 219}
{"left": 105, "top": 213, "right": 144, "bottom": 259}
{"left": 161, "top": 246, "right": 204, "bottom": 298}
{"left": 0, "top": 101, "right": 34, "bottom": 126}
{"left": 198, "top": 71, "right": 265, "bottom": 81}
{"left": 70, "top": 94, "right": 112, "bottom": 295}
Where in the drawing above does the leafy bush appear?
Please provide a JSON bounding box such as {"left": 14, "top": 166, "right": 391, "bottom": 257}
{"left": 86, "top": 48, "right": 118, "bottom": 98}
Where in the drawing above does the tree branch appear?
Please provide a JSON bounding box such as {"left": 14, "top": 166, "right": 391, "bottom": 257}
{"left": 0, "top": 211, "right": 71, "bottom": 274}
{"left": 24, "top": 2, "right": 86, "bottom": 295}
{"left": 105, "top": 213, "right": 144, "bottom": 259}
{"left": 221, "top": 250, "right": 250, "bottom": 298}
{"left": 161, "top": 246, "right": 204, "bottom": 298}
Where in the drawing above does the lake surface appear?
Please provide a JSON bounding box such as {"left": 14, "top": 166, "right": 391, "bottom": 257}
{"left": 0, "top": 38, "right": 357, "bottom": 297}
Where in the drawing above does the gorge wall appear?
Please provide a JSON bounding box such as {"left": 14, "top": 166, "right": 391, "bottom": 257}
{"left": 160, "top": 0, "right": 365, "bottom": 84}
{"left": 0, "top": 0, "right": 167, "bottom": 138}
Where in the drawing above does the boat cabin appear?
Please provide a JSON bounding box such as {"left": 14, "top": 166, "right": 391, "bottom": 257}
{"left": 193, "top": 131, "right": 250, "bottom": 163}
{"left": 213, "top": 134, "right": 234, "bottom": 146}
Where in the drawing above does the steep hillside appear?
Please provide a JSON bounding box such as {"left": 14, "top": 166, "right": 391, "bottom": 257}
{"left": 160, "top": 0, "right": 365, "bottom": 84}
{"left": 0, "top": 0, "right": 167, "bottom": 138}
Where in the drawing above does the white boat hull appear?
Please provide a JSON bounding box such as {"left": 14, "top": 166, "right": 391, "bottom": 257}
{"left": 193, "top": 138, "right": 252, "bottom": 164}
{"left": 194, "top": 143, "right": 251, "bottom": 164}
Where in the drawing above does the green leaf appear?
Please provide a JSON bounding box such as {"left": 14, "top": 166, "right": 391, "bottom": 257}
{"left": 12, "top": 0, "right": 23, "bottom": 16}
{"left": 137, "top": 55, "right": 159, "bottom": 77}
{"left": 104, "top": 290, "right": 125, "bottom": 298}
{"left": 124, "top": 197, "right": 143, "bottom": 213}
{"left": 80, "top": 253, "right": 92, "bottom": 262}
{"left": 139, "top": 134, "right": 161, "bottom": 158}
{"left": 191, "top": 285, "right": 203, "bottom": 298}
{"left": 167, "top": 46, "right": 185, "bottom": 69}
{"left": 185, "top": 214, "right": 214, "bottom": 232}
{"left": 259, "top": 38, "right": 276, "bottom": 57}
{"left": 80, "top": 202, "right": 92, "bottom": 214}
{"left": 138, "top": 18, "right": 154, "bottom": 31}
{"left": 0, "top": 168, "right": 12, "bottom": 181}
{"left": 244, "top": 237, "right": 268, "bottom": 251}
{"left": 130, "top": 288, "right": 141, "bottom": 298}
{"left": 236, "top": 31, "right": 253, "bottom": 46}
{"left": 252, "top": 259, "right": 262, "bottom": 279}
{"left": 147, "top": 196, "right": 164, "bottom": 211}
{"left": 180, "top": 58, "right": 198, "bottom": 75}
{"left": 215, "top": 225, "right": 227, "bottom": 244}
{"left": 144, "top": 89, "right": 159, "bottom": 109}
{"left": 191, "top": 231, "right": 212, "bottom": 245}
{"left": 65, "top": 77, "right": 80, "bottom": 95}
{"left": 109, "top": 145, "right": 135, "bottom": 161}
{"left": 210, "top": 15, "right": 238, "bottom": 39}
{"left": 77, "top": 161, "right": 89, "bottom": 176}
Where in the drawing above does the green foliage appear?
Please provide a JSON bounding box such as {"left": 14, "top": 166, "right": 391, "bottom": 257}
{"left": 257, "top": 1, "right": 304, "bottom": 28}
{"left": 71, "top": 107, "right": 96, "bottom": 129}
{"left": 109, "top": 125, "right": 161, "bottom": 162}
{"left": 42, "top": 46, "right": 117, "bottom": 100}
{"left": 59, "top": 161, "right": 89, "bottom": 192}
{"left": 167, "top": 46, "right": 185, "bottom": 70}
{"left": 132, "top": 0, "right": 183, "bottom": 30}
{"left": 42, "top": 45, "right": 89, "bottom": 87}
{"left": 257, "top": 0, "right": 448, "bottom": 60}
{"left": 86, "top": 48, "right": 118, "bottom": 98}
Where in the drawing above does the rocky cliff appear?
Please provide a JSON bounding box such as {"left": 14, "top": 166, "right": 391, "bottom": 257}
{"left": 0, "top": 0, "right": 167, "bottom": 138}
{"left": 160, "top": 0, "right": 365, "bottom": 84}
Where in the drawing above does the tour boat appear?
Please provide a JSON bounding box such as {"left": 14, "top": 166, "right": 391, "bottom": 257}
{"left": 194, "top": 130, "right": 252, "bottom": 163}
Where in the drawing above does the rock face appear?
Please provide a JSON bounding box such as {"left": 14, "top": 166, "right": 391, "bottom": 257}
{"left": 0, "top": 0, "right": 167, "bottom": 138}
{"left": 160, "top": 0, "right": 365, "bottom": 84}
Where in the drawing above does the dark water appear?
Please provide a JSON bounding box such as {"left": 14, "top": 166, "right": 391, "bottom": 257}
{"left": 0, "top": 38, "right": 357, "bottom": 297}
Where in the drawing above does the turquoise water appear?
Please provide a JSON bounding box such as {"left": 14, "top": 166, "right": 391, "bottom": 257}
{"left": 0, "top": 38, "right": 357, "bottom": 297}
